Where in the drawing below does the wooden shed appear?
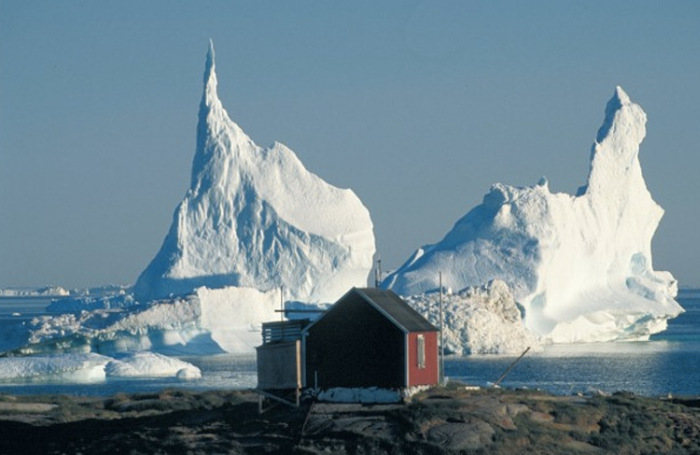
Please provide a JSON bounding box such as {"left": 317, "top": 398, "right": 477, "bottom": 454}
{"left": 303, "top": 287, "right": 439, "bottom": 391}
{"left": 255, "top": 318, "right": 311, "bottom": 407}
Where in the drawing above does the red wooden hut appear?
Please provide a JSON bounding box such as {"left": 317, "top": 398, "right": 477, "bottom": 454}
{"left": 303, "top": 287, "right": 439, "bottom": 391}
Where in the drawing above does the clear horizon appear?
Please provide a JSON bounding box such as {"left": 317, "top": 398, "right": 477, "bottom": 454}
{"left": 1, "top": 1, "right": 699, "bottom": 289}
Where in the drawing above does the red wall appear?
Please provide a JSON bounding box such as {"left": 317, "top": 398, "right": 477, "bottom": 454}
{"left": 407, "top": 331, "right": 439, "bottom": 387}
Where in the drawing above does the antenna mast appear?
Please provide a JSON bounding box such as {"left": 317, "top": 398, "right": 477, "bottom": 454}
{"left": 439, "top": 272, "right": 444, "bottom": 385}
{"left": 280, "top": 287, "right": 284, "bottom": 323}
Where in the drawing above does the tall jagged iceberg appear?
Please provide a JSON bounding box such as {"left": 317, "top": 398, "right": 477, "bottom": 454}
{"left": 382, "top": 87, "right": 683, "bottom": 343}
{"left": 134, "top": 41, "right": 375, "bottom": 303}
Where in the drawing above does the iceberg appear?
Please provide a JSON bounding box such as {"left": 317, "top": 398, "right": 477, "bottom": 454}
{"left": 405, "top": 280, "right": 540, "bottom": 355}
{"left": 12, "top": 286, "right": 278, "bottom": 356}
{"left": 1, "top": 42, "right": 374, "bottom": 357}
{"left": 382, "top": 87, "right": 683, "bottom": 343}
{"left": 133, "top": 40, "right": 375, "bottom": 304}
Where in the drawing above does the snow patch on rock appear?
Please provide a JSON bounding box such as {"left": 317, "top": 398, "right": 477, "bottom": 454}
{"left": 316, "top": 387, "right": 403, "bottom": 403}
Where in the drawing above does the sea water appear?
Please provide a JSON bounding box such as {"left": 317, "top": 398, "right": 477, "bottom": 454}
{"left": 0, "top": 290, "right": 698, "bottom": 397}
{"left": 447, "top": 288, "right": 700, "bottom": 397}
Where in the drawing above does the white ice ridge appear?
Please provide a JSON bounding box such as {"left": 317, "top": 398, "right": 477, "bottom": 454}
{"left": 0, "top": 352, "right": 200, "bottom": 383}
{"left": 12, "top": 286, "right": 278, "bottom": 356}
{"left": 0, "top": 286, "right": 70, "bottom": 297}
{"left": 104, "top": 352, "right": 201, "bottom": 379}
{"left": 134, "top": 40, "right": 375, "bottom": 303}
{"left": 383, "top": 86, "right": 683, "bottom": 343}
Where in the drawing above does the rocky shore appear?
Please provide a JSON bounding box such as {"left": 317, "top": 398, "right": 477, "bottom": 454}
{"left": 1, "top": 384, "right": 699, "bottom": 454}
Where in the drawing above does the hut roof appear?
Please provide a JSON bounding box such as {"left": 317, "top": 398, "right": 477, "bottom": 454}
{"left": 305, "top": 287, "right": 438, "bottom": 334}
{"left": 353, "top": 288, "right": 438, "bottom": 333}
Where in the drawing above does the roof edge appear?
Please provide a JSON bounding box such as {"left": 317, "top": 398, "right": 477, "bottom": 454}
{"left": 354, "top": 288, "right": 410, "bottom": 334}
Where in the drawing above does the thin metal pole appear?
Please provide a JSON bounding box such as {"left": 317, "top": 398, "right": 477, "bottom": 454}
{"left": 439, "top": 272, "right": 444, "bottom": 385}
{"left": 493, "top": 346, "right": 531, "bottom": 388}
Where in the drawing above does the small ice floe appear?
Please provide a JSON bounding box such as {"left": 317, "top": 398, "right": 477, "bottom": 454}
{"left": 0, "top": 351, "right": 202, "bottom": 384}
{"left": 105, "top": 352, "right": 201, "bottom": 380}
{"left": 0, "top": 353, "right": 111, "bottom": 383}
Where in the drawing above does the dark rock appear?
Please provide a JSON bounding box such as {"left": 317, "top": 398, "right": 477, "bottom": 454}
{"left": 427, "top": 419, "right": 495, "bottom": 451}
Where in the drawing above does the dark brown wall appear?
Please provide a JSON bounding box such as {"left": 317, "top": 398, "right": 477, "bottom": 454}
{"left": 305, "top": 293, "right": 405, "bottom": 389}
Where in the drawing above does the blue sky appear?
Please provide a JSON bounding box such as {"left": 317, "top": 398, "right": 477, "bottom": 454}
{"left": 1, "top": 0, "right": 699, "bottom": 289}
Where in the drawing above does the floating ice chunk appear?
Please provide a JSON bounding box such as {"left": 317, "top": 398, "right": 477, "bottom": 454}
{"left": 0, "top": 353, "right": 110, "bottom": 383}
{"left": 0, "top": 286, "right": 70, "bottom": 297}
{"left": 11, "top": 286, "right": 279, "bottom": 357}
{"left": 105, "top": 352, "right": 201, "bottom": 379}
{"left": 47, "top": 293, "right": 137, "bottom": 314}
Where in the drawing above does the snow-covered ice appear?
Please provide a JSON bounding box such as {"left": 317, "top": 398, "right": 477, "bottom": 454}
{"left": 46, "top": 292, "right": 136, "bottom": 313}
{"left": 5, "top": 286, "right": 278, "bottom": 356}
{"left": 0, "top": 286, "right": 70, "bottom": 297}
{"left": 405, "top": 280, "right": 540, "bottom": 355}
{"left": 0, "top": 352, "right": 201, "bottom": 383}
{"left": 194, "top": 286, "right": 279, "bottom": 353}
{"left": 383, "top": 86, "right": 683, "bottom": 343}
{"left": 134, "top": 40, "right": 375, "bottom": 304}
{"left": 104, "top": 352, "right": 201, "bottom": 379}
{"left": 316, "top": 387, "right": 403, "bottom": 403}
{"left": 0, "top": 353, "right": 110, "bottom": 383}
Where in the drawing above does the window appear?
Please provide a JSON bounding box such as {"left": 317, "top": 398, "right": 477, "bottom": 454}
{"left": 417, "top": 334, "right": 425, "bottom": 369}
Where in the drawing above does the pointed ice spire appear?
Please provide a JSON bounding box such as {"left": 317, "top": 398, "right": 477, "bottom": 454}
{"left": 200, "top": 39, "right": 220, "bottom": 113}
{"left": 133, "top": 41, "right": 376, "bottom": 304}
{"left": 205, "top": 39, "right": 215, "bottom": 81}
{"left": 596, "top": 86, "right": 632, "bottom": 143}
{"left": 195, "top": 39, "right": 247, "bottom": 143}
{"left": 577, "top": 86, "right": 648, "bottom": 197}
{"left": 192, "top": 39, "right": 249, "bottom": 187}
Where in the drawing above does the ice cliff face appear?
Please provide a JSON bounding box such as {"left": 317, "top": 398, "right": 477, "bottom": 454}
{"left": 383, "top": 87, "right": 683, "bottom": 343}
{"left": 406, "top": 280, "right": 540, "bottom": 355}
{"left": 134, "top": 42, "right": 375, "bottom": 303}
